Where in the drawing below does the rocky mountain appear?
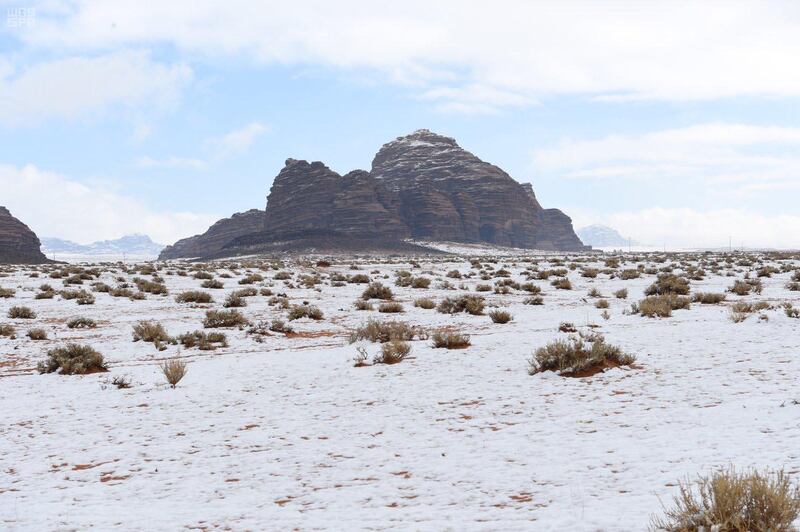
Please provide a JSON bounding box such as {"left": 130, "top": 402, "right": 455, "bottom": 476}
{"left": 159, "top": 209, "right": 265, "bottom": 260}
{"left": 577, "top": 224, "right": 634, "bottom": 248}
{"left": 159, "top": 130, "right": 588, "bottom": 259}
{"left": 0, "top": 206, "right": 51, "bottom": 264}
{"left": 41, "top": 234, "right": 165, "bottom": 257}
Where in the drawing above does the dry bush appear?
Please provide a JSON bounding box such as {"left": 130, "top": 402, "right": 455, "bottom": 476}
{"left": 521, "top": 283, "right": 542, "bottom": 294}
{"left": 414, "top": 297, "right": 436, "bottom": 309}
{"left": 619, "top": 269, "right": 641, "bottom": 280}
{"left": 223, "top": 293, "right": 247, "bottom": 308}
{"left": 287, "top": 304, "right": 324, "bottom": 321}
{"left": 38, "top": 344, "right": 107, "bottom": 375}
{"left": 559, "top": 322, "right": 577, "bottom": 333}
{"left": 348, "top": 319, "right": 426, "bottom": 343}
{"left": 551, "top": 277, "right": 573, "bottom": 290}
{"left": 446, "top": 269, "right": 462, "bottom": 279}
{"left": 178, "top": 330, "right": 228, "bottom": 350}
{"left": 787, "top": 282, "right": 800, "bottom": 292}
{"left": 587, "top": 287, "right": 603, "bottom": 298}
{"left": 133, "top": 277, "right": 168, "bottom": 295}
{"left": 489, "top": 309, "right": 513, "bottom": 323}
{"left": 201, "top": 279, "right": 224, "bottom": 289}
{"left": 651, "top": 467, "right": 800, "bottom": 532}
{"left": 203, "top": 309, "right": 248, "bottom": 328}
{"left": 638, "top": 294, "right": 691, "bottom": 318}
{"left": 475, "top": 284, "right": 492, "bottom": 292}
{"left": 431, "top": 330, "right": 471, "bottom": 349}
{"left": 67, "top": 316, "right": 96, "bottom": 329}
{"left": 581, "top": 268, "right": 599, "bottom": 278}
{"left": 693, "top": 292, "right": 727, "bottom": 304}
{"left": 238, "top": 273, "right": 264, "bottom": 285}
{"left": 614, "top": 288, "right": 628, "bottom": 299}
{"left": 378, "top": 302, "right": 404, "bottom": 313}
{"left": 372, "top": 340, "right": 411, "bottom": 364}
{"left": 0, "top": 324, "right": 16, "bottom": 337}
{"left": 437, "top": 295, "right": 485, "bottom": 315}
{"left": 411, "top": 277, "right": 431, "bottom": 289}
{"left": 175, "top": 291, "right": 213, "bottom": 304}
{"left": 132, "top": 321, "right": 174, "bottom": 351}
{"left": 268, "top": 319, "right": 293, "bottom": 334}
{"left": 27, "top": 328, "right": 47, "bottom": 340}
{"left": 348, "top": 273, "right": 370, "bottom": 284}
{"left": 160, "top": 357, "right": 188, "bottom": 388}
{"left": 645, "top": 274, "right": 690, "bottom": 296}
{"left": 353, "top": 299, "right": 373, "bottom": 311}
{"left": 0, "top": 287, "right": 15, "bottom": 298}
{"left": 595, "top": 299, "right": 610, "bottom": 309}
{"left": 783, "top": 303, "right": 800, "bottom": 319}
{"left": 528, "top": 336, "right": 635, "bottom": 377}
{"left": 361, "top": 282, "right": 394, "bottom": 300}
{"left": 524, "top": 296, "right": 544, "bottom": 305}
{"left": 8, "top": 306, "right": 35, "bottom": 319}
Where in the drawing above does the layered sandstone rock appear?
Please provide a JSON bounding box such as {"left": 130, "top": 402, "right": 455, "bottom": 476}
{"left": 159, "top": 130, "right": 588, "bottom": 259}
{"left": 0, "top": 207, "right": 51, "bottom": 264}
{"left": 158, "top": 209, "right": 265, "bottom": 260}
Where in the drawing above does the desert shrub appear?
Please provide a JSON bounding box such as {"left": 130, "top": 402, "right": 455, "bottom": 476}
{"left": 581, "top": 268, "right": 599, "bottom": 278}
{"left": 132, "top": 321, "right": 174, "bottom": 350}
{"left": 521, "top": 282, "right": 542, "bottom": 295}
{"left": 489, "top": 310, "right": 512, "bottom": 323}
{"left": 91, "top": 282, "right": 112, "bottom": 293}
{"left": 410, "top": 276, "right": 431, "bottom": 289}
{"left": 175, "top": 291, "right": 213, "bottom": 304}
{"left": 133, "top": 277, "right": 168, "bottom": 295}
{"left": 354, "top": 299, "right": 373, "bottom": 311}
{"left": 692, "top": 292, "right": 727, "bottom": 304}
{"left": 110, "top": 375, "right": 132, "bottom": 389}
{"left": 178, "top": 331, "right": 228, "bottom": 350}
{"left": 414, "top": 297, "right": 436, "bottom": 309}
{"left": 35, "top": 289, "right": 55, "bottom": 299}
{"left": 651, "top": 467, "right": 800, "bottom": 532}
{"left": 201, "top": 279, "right": 224, "bottom": 289}
{"left": 551, "top": 277, "right": 572, "bottom": 290}
{"left": 239, "top": 273, "right": 264, "bottom": 285}
{"left": 203, "top": 309, "right": 248, "bottom": 328}
{"left": 0, "top": 324, "right": 16, "bottom": 337}
{"left": 27, "top": 328, "right": 47, "bottom": 340}
{"left": 639, "top": 294, "right": 691, "bottom": 318}
{"left": 431, "top": 330, "right": 471, "bottom": 349}
{"left": 619, "top": 269, "right": 640, "bottom": 280}
{"left": 446, "top": 269, "right": 462, "bottom": 279}
{"left": 361, "top": 282, "right": 394, "bottom": 300}
{"left": 348, "top": 273, "right": 370, "bottom": 284}
{"left": 372, "top": 340, "right": 411, "bottom": 364}
{"left": 234, "top": 287, "right": 258, "bottom": 298}
{"left": 274, "top": 271, "right": 292, "bottom": 280}
{"left": 786, "top": 282, "right": 800, "bottom": 292}
{"left": 37, "top": 344, "right": 106, "bottom": 375}
{"left": 783, "top": 303, "right": 800, "bottom": 319}
{"left": 559, "top": 322, "right": 577, "bottom": 333}
{"left": 193, "top": 271, "right": 213, "bottom": 280}
{"left": 437, "top": 295, "right": 485, "bottom": 315}
{"left": 378, "top": 302, "right": 404, "bottom": 313}
{"left": 223, "top": 293, "right": 247, "bottom": 308}
{"left": 614, "top": 288, "right": 628, "bottom": 299}
{"left": 587, "top": 287, "right": 603, "bottom": 298}
{"left": 160, "top": 357, "right": 187, "bottom": 388}
{"left": 645, "top": 274, "right": 690, "bottom": 296}
{"left": 527, "top": 336, "right": 634, "bottom": 377}
{"left": 67, "top": 316, "right": 96, "bottom": 329}
{"left": 8, "top": 306, "right": 35, "bottom": 319}
{"left": 475, "top": 284, "right": 492, "bottom": 292}
{"left": 728, "top": 279, "right": 763, "bottom": 296}
{"left": 287, "top": 304, "right": 324, "bottom": 321}
{"left": 524, "top": 296, "right": 544, "bottom": 305}
{"left": 268, "top": 319, "right": 293, "bottom": 334}
{"left": 0, "top": 287, "right": 15, "bottom": 298}
{"left": 348, "top": 319, "right": 426, "bottom": 343}
{"left": 595, "top": 299, "right": 610, "bottom": 309}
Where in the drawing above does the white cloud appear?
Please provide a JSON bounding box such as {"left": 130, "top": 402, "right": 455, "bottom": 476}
{"left": 570, "top": 207, "right": 800, "bottom": 249}
{"left": 0, "top": 50, "right": 192, "bottom": 126}
{"left": 533, "top": 123, "right": 800, "bottom": 194}
{"left": 207, "top": 122, "right": 268, "bottom": 159}
{"left": 136, "top": 156, "right": 209, "bottom": 171}
{"left": 20, "top": 1, "right": 800, "bottom": 109}
{"left": 0, "top": 164, "right": 219, "bottom": 245}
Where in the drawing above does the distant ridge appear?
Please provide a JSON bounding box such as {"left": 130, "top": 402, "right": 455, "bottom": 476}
{"left": 42, "top": 234, "right": 164, "bottom": 257}
{"left": 577, "top": 224, "right": 635, "bottom": 248}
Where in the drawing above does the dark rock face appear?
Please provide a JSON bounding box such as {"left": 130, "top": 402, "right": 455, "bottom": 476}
{"left": 160, "top": 130, "right": 587, "bottom": 259}
{"left": 158, "top": 209, "right": 265, "bottom": 260}
{"left": 0, "top": 207, "right": 51, "bottom": 264}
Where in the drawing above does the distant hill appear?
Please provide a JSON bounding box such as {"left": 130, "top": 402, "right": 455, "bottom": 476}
{"left": 42, "top": 234, "right": 165, "bottom": 257}
{"left": 577, "top": 224, "right": 635, "bottom": 248}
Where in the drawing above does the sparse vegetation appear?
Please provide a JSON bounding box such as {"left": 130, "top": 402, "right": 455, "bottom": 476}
{"left": 489, "top": 309, "right": 512, "bottom": 323}
{"left": 38, "top": 344, "right": 107, "bottom": 375}
{"left": 437, "top": 295, "right": 485, "bottom": 315}
{"left": 372, "top": 340, "right": 411, "bottom": 364}
{"left": 8, "top": 306, "right": 36, "bottom": 319}
{"left": 203, "top": 309, "right": 248, "bottom": 328}
{"left": 160, "top": 357, "right": 188, "bottom": 388}
{"left": 528, "top": 336, "right": 635, "bottom": 377}
{"left": 175, "top": 291, "right": 213, "bottom": 304}
{"left": 431, "top": 330, "right": 471, "bottom": 349}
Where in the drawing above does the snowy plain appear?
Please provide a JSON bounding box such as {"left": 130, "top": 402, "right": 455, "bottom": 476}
{"left": 1, "top": 251, "right": 799, "bottom": 531}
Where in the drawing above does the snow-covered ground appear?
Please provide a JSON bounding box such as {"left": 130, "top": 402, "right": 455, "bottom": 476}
{"left": 1, "top": 252, "right": 799, "bottom": 530}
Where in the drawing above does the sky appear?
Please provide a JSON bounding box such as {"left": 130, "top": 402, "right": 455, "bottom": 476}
{"left": 1, "top": 1, "right": 800, "bottom": 248}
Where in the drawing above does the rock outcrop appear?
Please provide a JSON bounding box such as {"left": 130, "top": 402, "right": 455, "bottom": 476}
{"left": 0, "top": 207, "right": 51, "bottom": 264}
{"left": 160, "top": 130, "right": 588, "bottom": 259}
{"left": 158, "top": 209, "right": 265, "bottom": 260}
